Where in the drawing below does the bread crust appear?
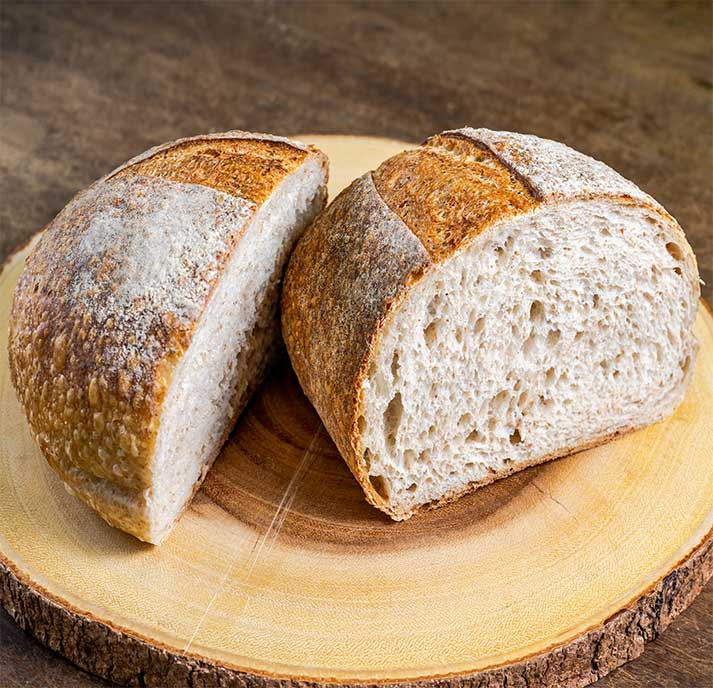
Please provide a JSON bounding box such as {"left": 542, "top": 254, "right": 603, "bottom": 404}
{"left": 113, "top": 137, "right": 310, "bottom": 205}
{"left": 282, "top": 174, "right": 430, "bottom": 495}
{"left": 281, "top": 128, "right": 700, "bottom": 518}
{"left": 9, "top": 131, "right": 327, "bottom": 542}
{"left": 372, "top": 134, "right": 539, "bottom": 261}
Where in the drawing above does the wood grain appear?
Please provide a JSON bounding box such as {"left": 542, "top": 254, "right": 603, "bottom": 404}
{"left": 0, "top": 3, "right": 711, "bottom": 687}
{"left": 1, "top": 135, "right": 713, "bottom": 688}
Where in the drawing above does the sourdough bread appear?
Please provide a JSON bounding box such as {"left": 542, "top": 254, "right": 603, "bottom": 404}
{"left": 281, "top": 128, "right": 699, "bottom": 520}
{"left": 9, "top": 131, "right": 328, "bottom": 543}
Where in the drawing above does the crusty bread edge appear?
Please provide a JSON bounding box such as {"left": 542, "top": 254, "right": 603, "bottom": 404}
{"left": 349, "top": 193, "right": 699, "bottom": 519}
{"left": 9, "top": 134, "right": 328, "bottom": 543}
{"left": 103, "top": 130, "right": 319, "bottom": 182}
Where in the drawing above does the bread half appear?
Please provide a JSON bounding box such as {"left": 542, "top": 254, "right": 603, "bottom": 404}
{"left": 9, "top": 131, "right": 328, "bottom": 543}
{"left": 282, "top": 128, "right": 700, "bottom": 520}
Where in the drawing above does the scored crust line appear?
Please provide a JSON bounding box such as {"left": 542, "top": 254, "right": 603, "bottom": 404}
{"left": 182, "top": 428, "right": 322, "bottom": 653}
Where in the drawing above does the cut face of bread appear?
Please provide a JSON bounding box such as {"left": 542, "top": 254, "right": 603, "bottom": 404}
{"left": 358, "top": 200, "right": 699, "bottom": 517}
{"left": 9, "top": 132, "right": 328, "bottom": 544}
{"left": 281, "top": 128, "right": 700, "bottom": 522}
{"left": 148, "top": 159, "right": 325, "bottom": 542}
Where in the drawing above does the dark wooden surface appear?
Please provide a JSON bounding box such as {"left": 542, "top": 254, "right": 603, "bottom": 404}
{"left": 0, "top": 1, "right": 711, "bottom": 686}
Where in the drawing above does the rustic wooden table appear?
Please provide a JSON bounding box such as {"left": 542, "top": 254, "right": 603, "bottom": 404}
{"left": 1, "top": 2, "right": 711, "bottom": 686}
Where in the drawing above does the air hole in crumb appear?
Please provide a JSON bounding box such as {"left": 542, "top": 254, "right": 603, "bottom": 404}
{"left": 391, "top": 352, "right": 400, "bottom": 379}
{"left": 492, "top": 389, "right": 509, "bottom": 411}
{"left": 523, "top": 332, "right": 537, "bottom": 356}
{"left": 459, "top": 412, "right": 473, "bottom": 427}
{"left": 455, "top": 327, "right": 464, "bottom": 343}
{"left": 363, "top": 449, "right": 372, "bottom": 471}
{"left": 509, "top": 428, "right": 522, "bottom": 445}
{"left": 530, "top": 300, "right": 545, "bottom": 323}
{"left": 666, "top": 242, "right": 683, "bottom": 261}
{"left": 538, "top": 245, "right": 553, "bottom": 259}
{"left": 673, "top": 267, "right": 682, "bottom": 276}
{"left": 368, "top": 474, "right": 390, "bottom": 500}
{"left": 428, "top": 295, "right": 442, "bottom": 317}
{"left": 418, "top": 449, "right": 431, "bottom": 463}
{"left": 368, "top": 360, "right": 378, "bottom": 378}
{"left": 681, "top": 355, "right": 691, "bottom": 375}
{"left": 530, "top": 269, "right": 545, "bottom": 284}
{"left": 428, "top": 424, "right": 436, "bottom": 437}
{"left": 424, "top": 319, "right": 441, "bottom": 346}
{"left": 592, "top": 294, "right": 601, "bottom": 308}
{"left": 467, "top": 428, "right": 482, "bottom": 443}
{"left": 601, "top": 227, "right": 612, "bottom": 237}
{"left": 464, "top": 462, "right": 476, "bottom": 470}
{"left": 547, "top": 329, "right": 561, "bottom": 346}
{"left": 384, "top": 392, "right": 403, "bottom": 450}
{"left": 574, "top": 331, "right": 584, "bottom": 341}
{"left": 403, "top": 450, "right": 417, "bottom": 468}
{"left": 474, "top": 316, "right": 486, "bottom": 335}
{"left": 407, "top": 483, "right": 418, "bottom": 493}
{"left": 357, "top": 415, "right": 366, "bottom": 434}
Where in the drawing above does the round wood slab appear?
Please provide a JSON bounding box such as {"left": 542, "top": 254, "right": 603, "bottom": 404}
{"left": 1, "top": 136, "right": 712, "bottom": 688}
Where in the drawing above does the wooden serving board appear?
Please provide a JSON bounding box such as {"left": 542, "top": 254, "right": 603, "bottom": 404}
{"left": 1, "top": 136, "right": 712, "bottom": 688}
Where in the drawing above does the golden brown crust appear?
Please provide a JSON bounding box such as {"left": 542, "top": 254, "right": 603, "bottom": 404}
{"left": 372, "top": 134, "right": 539, "bottom": 262}
{"left": 114, "top": 138, "right": 309, "bottom": 205}
{"left": 9, "top": 132, "right": 326, "bottom": 542}
{"left": 281, "top": 128, "right": 699, "bottom": 518}
{"left": 282, "top": 174, "right": 430, "bottom": 493}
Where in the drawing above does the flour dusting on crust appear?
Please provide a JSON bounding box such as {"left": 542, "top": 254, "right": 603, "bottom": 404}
{"left": 446, "top": 127, "right": 662, "bottom": 210}
{"left": 62, "top": 175, "right": 256, "bottom": 375}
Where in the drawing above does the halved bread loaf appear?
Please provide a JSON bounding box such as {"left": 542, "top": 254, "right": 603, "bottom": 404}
{"left": 282, "top": 128, "right": 700, "bottom": 521}
{"left": 9, "top": 131, "right": 328, "bottom": 543}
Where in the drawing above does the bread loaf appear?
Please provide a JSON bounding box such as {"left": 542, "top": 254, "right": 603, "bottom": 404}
{"left": 281, "top": 128, "right": 699, "bottom": 520}
{"left": 9, "top": 131, "right": 328, "bottom": 543}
